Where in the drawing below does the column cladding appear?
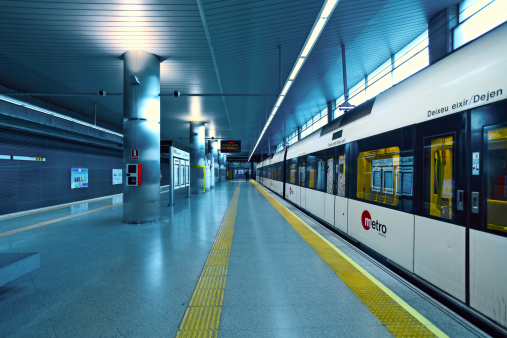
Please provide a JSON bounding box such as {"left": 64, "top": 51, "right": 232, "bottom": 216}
{"left": 122, "top": 50, "right": 161, "bottom": 224}
{"left": 189, "top": 122, "right": 205, "bottom": 194}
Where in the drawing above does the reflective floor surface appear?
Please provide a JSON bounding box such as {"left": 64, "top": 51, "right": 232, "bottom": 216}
{"left": 0, "top": 182, "right": 487, "bottom": 337}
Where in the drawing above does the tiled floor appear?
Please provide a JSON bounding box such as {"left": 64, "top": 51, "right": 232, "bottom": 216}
{"left": 0, "top": 182, "right": 487, "bottom": 337}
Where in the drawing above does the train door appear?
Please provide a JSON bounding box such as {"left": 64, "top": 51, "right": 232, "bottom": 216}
{"left": 414, "top": 112, "right": 468, "bottom": 302}
{"left": 469, "top": 99, "right": 507, "bottom": 327}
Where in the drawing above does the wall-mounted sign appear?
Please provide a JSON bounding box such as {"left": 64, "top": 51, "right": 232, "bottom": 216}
{"left": 131, "top": 149, "right": 139, "bottom": 159}
{"left": 0, "top": 155, "right": 45, "bottom": 161}
{"left": 71, "top": 168, "right": 88, "bottom": 189}
{"left": 221, "top": 140, "right": 241, "bottom": 153}
{"left": 113, "top": 169, "right": 122, "bottom": 185}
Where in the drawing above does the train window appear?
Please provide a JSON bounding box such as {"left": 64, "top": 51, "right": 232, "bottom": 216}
{"left": 326, "top": 148, "right": 335, "bottom": 194}
{"left": 357, "top": 147, "right": 400, "bottom": 206}
{"left": 485, "top": 124, "right": 507, "bottom": 233}
{"left": 423, "top": 135, "right": 454, "bottom": 221}
{"left": 277, "top": 163, "right": 282, "bottom": 182}
{"left": 287, "top": 158, "right": 297, "bottom": 185}
{"left": 298, "top": 156, "right": 307, "bottom": 187}
{"left": 306, "top": 151, "right": 326, "bottom": 191}
{"left": 337, "top": 154, "right": 346, "bottom": 197}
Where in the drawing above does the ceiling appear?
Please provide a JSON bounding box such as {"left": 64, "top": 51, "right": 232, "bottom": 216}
{"left": 0, "top": 0, "right": 459, "bottom": 160}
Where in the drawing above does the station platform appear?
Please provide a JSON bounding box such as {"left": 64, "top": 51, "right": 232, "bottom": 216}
{"left": 0, "top": 181, "right": 487, "bottom": 337}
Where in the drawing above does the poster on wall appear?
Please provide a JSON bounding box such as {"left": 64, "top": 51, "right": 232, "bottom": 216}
{"left": 71, "top": 168, "right": 88, "bottom": 189}
{"left": 112, "top": 169, "right": 122, "bottom": 185}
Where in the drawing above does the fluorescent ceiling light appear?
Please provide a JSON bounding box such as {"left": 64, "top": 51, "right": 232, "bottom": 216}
{"left": 289, "top": 58, "right": 305, "bottom": 80}
{"left": 301, "top": 18, "right": 326, "bottom": 57}
{"left": 281, "top": 81, "right": 293, "bottom": 96}
{"left": 249, "top": 0, "right": 339, "bottom": 162}
{"left": 275, "top": 96, "right": 284, "bottom": 107}
{"left": 321, "top": 0, "right": 338, "bottom": 18}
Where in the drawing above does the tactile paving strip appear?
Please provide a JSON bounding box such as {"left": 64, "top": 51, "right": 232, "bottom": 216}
{"left": 176, "top": 185, "right": 240, "bottom": 337}
{"left": 251, "top": 180, "right": 446, "bottom": 338}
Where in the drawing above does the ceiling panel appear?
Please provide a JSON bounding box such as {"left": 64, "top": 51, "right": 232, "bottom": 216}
{"left": 0, "top": 0, "right": 460, "bottom": 158}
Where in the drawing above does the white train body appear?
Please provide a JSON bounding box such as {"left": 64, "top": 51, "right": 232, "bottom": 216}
{"left": 257, "top": 23, "right": 507, "bottom": 330}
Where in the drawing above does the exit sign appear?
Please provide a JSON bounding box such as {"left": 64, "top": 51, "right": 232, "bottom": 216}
{"left": 220, "top": 140, "right": 241, "bottom": 153}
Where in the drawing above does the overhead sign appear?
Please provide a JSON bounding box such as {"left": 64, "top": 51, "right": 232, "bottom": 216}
{"left": 221, "top": 140, "right": 241, "bottom": 153}
{"left": 131, "top": 149, "right": 139, "bottom": 159}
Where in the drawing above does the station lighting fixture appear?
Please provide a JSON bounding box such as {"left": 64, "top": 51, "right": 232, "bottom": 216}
{"left": 249, "top": 0, "right": 338, "bottom": 161}
{"left": 0, "top": 95, "right": 123, "bottom": 138}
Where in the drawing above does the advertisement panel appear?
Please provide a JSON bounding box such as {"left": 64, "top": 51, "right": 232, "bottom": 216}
{"left": 71, "top": 168, "right": 88, "bottom": 189}
{"left": 112, "top": 169, "right": 122, "bottom": 185}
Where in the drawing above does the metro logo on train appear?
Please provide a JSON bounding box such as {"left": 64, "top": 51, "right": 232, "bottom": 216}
{"left": 361, "top": 210, "right": 387, "bottom": 237}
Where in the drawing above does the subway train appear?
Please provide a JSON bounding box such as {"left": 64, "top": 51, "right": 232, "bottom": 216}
{"left": 257, "top": 23, "right": 507, "bottom": 330}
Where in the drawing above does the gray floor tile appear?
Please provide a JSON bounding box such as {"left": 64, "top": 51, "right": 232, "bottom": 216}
{"left": 302, "top": 325, "right": 392, "bottom": 338}
{"left": 219, "top": 327, "right": 307, "bottom": 338}
{"left": 220, "top": 305, "right": 301, "bottom": 330}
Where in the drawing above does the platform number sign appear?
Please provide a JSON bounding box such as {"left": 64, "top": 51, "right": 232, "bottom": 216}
{"left": 131, "top": 149, "right": 139, "bottom": 160}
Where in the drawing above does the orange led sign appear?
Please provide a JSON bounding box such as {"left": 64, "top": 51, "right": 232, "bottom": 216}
{"left": 220, "top": 140, "right": 241, "bottom": 153}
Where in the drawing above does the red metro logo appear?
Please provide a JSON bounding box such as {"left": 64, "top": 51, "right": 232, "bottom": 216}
{"left": 361, "top": 210, "right": 387, "bottom": 237}
{"left": 361, "top": 210, "right": 372, "bottom": 230}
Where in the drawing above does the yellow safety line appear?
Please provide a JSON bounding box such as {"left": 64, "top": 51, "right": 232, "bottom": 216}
{"left": 176, "top": 185, "right": 241, "bottom": 337}
{"left": 0, "top": 190, "right": 169, "bottom": 238}
{"left": 251, "top": 180, "right": 447, "bottom": 338}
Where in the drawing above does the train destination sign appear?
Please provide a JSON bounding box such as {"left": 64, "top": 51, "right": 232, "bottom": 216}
{"left": 221, "top": 140, "right": 241, "bottom": 153}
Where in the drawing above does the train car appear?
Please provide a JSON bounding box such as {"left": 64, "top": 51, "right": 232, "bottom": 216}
{"left": 257, "top": 23, "right": 507, "bottom": 330}
{"left": 256, "top": 150, "right": 285, "bottom": 196}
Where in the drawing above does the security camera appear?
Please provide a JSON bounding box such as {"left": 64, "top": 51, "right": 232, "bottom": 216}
{"left": 98, "top": 90, "right": 107, "bottom": 97}
{"left": 173, "top": 90, "right": 181, "bottom": 97}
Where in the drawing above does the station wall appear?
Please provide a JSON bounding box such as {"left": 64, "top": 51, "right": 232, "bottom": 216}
{"left": 0, "top": 128, "right": 124, "bottom": 216}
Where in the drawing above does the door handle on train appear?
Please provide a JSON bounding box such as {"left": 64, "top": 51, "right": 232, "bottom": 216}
{"left": 471, "top": 191, "right": 479, "bottom": 214}
{"left": 457, "top": 190, "right": 464, "bottom": 211}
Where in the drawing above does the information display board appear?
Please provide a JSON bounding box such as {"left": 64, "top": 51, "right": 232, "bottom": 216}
{"left": 71, "top": 168, "right": 88, "bottom": 189}
{"left": 112, "top": 169, "right": 122, "bottom": 185}
{"left": 221, "top": 140, "right": 241, "bottom": 153}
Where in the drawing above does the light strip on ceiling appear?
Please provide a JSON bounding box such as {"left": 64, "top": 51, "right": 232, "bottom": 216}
{"left": 249, "top": 0, "right": 338, "bottom": 161}
{"left": 0, "top": 95, "right": 123, "bottom": 138}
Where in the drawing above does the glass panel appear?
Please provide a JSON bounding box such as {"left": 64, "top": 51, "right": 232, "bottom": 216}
{"left": 306, "top": 152, "right": 326, "bottom": 190}
{"left": 288, "top": 158, "right": 297, "bottom": 184}
{"left": 486, "top": 125, "right": 507, "bottom": 233}
{"left": 298, "top": 158, "right": 306, "bottom": 187}
{"left": 366, "top": 59, "right": 392, "bottom": 100}
{"left": 423, "top": 135, "right": 454, "bottom": 220}
{"left": 174, "top": 160, "right": 179, "bottom": 186}
{"left": 394, "top": 31, "right": 429, "bottom": 85}
{"left": 337, "top": 154, "right": 346, "bottom": 197}
{"left": 357, "top": 147, "right": 400, "bottom": 206}
{"left": 326, "top": 154, "right": 334, "bottom": 194}
{"left": 454, "top": 0, "right": 507, "bottom": 49}
{"left": 349, "top": 80, "right": 366, "bottom": 107}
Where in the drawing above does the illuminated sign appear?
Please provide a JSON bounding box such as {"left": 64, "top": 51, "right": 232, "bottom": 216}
{"left": 221, "top": 140, "right": 241, "bottom": 153}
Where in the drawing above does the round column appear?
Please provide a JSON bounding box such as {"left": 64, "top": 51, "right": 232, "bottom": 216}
{"left": 123, "top": 50, "right": 161, "bottom": 224}
{"left": 189, "top": 122, "right": 205, "bottom": 194}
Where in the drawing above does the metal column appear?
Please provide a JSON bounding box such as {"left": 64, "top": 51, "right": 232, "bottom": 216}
{"left": 122, "top": 50, "right": 161, "bottom": 224}
{"left": 189, "top": 122, "right": 205, "bottom": 194}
